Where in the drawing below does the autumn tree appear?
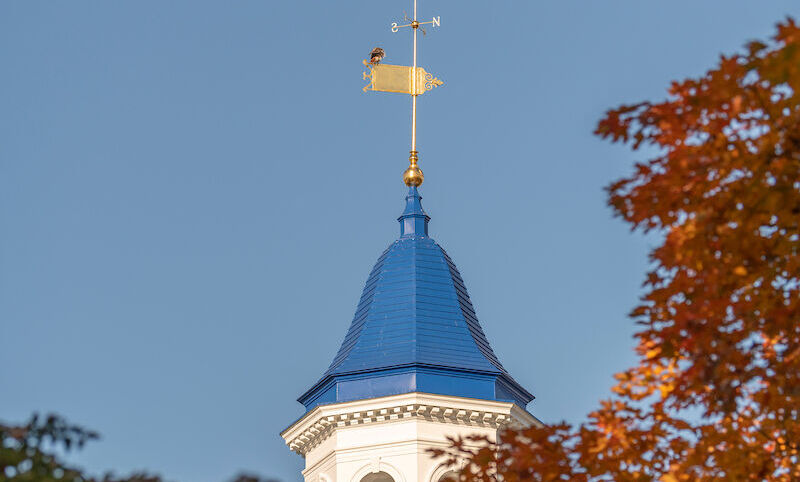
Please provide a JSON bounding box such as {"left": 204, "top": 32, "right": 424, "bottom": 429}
{"left": 0, "top": 414, "right": 276, "bottom": 482}
{"left": 435, "top": 17, "right": 800, "bottom": 481}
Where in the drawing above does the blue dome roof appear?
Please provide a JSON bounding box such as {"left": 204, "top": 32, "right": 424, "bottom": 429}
{"left": 298, "top": 187, "right": 533, "bottom": 411}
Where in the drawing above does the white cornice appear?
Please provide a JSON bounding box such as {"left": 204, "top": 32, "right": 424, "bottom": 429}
{"left": 281, "top": 392, "right": 541, "bottom": 456}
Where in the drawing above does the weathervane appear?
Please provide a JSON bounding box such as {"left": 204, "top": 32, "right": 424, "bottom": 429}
{"left": 362, "top": 0, "right": 442, "bottom": 187}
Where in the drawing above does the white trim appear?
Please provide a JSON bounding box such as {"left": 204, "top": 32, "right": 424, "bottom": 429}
{"left": 350, "top": 461, "right": 406, "bottom": 482}
{"left": 283, "top": 392, "right": 539, "bottom": 456}
{"left": 282, "top": 392, "right": 534, "bottom": 438}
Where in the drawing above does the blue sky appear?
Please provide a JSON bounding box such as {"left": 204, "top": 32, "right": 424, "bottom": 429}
{"left": 2, "top": 1, "right": 799, "bottom": 481}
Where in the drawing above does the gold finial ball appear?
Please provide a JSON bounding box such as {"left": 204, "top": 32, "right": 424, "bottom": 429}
{"left": 403, "top": 165, "right": 424, "bottom": 187}
{"left": 404, "top": 150, "right": 424, "bottom": 186}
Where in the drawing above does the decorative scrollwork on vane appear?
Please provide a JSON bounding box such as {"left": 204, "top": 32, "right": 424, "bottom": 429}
{"left": 362, "top": 59, "right": 375, "bottom": 92}
{"left": 423, "top": 71, "right": 443, "bottom": 92}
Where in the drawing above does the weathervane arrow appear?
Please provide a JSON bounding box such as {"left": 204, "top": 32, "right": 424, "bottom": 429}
{"left": 362, "top": 1, "right": 442, "bottom": 187}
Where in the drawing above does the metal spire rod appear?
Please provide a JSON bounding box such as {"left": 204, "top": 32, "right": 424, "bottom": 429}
{"left": 400, "top": 0, "right": 440, "bottom": 187}
{"left": 366, "top": 0, "right": 441, "bottom": 186}
{"left": 411, "top": 0, "right": 418, "bottom": 154}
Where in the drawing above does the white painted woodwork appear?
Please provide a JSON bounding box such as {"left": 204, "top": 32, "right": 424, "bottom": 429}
{"left": 281, "top": 392, "right": 541, "bottom": 482}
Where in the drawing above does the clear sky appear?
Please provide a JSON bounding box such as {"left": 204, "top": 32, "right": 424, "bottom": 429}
{"left": 2, "top": 1, "right": 799, "bottom": 481}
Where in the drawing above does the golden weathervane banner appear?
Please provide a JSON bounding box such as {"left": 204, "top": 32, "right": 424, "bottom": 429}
{"left": 362, "top": 60, "right": 443, "bottom": 95}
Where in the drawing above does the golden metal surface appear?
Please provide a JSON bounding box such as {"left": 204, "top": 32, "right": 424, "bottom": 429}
{"left": 362, "top": 61, "right": 443, "bottom": 95}
{"left": 419, "top": 69, "right": 443, "bottom": 92}
{"left": 403, "top": 150, "right": 424, "bottom": 187}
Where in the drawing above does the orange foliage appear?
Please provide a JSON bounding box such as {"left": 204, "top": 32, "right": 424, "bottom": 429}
{"left": 433, "top": 18, "right": 800, "bottom": 481}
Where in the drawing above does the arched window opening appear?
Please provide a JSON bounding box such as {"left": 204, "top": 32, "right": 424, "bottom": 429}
{"left": 361, "top": 471, "right": 394, "bottom": 482}
{"left": 437, "top": 471, "right": 458, "bottom": 482}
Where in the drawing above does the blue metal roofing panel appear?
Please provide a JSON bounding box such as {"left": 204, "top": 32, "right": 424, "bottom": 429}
{"left": 325, "top": 236, "right": 500, "bottom": 375}
{"left": 298, "top": 186, "right": 533, "bottom": 410}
